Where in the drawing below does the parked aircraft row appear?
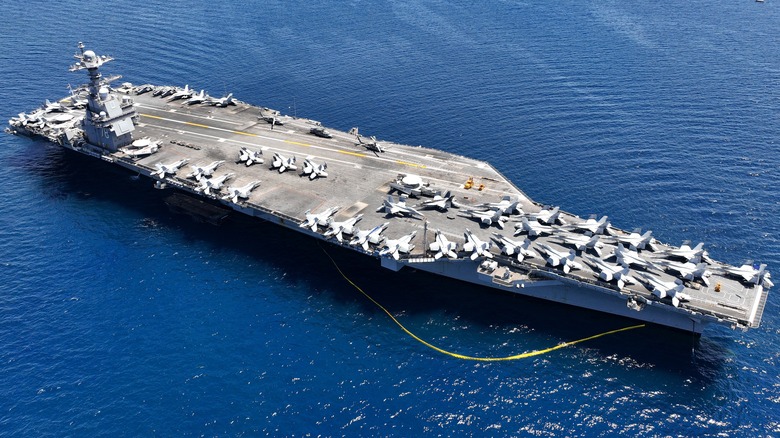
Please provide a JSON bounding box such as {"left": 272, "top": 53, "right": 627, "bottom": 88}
{"left": 369, "top": 189, "right": 719, "bottom": 295}
{"left": 9, "top": 96, "right": 85, "bottom": 134}
{"left": 135, "top": 84, "right": 236, "bottom": 107}
{"left": 300, "top": 198, "right": 767, "bottom": 291}
{"left": 138, "top": 85, "right": 395, "bottom": 158}
{"left": 268, "top": 152, "right": 329, "bottom": 180}
{"left": 356, "top": 187, "right": 760, "bottom": 303}
{"left": 371, "top": 189, "right": 730, "bottom": 305}
{"left": 150, "top": 158, "right": 258, "bottom": 202}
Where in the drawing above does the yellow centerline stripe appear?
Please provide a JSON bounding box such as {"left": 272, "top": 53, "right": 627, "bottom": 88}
{"left": 140, "top": 112, "right": 453, "bottom": 176}
{"left": 396, "top": 160, "right": 427, "bottom": 169}
{"left": 338, "top": 150, "right": 367, "bottom": 158}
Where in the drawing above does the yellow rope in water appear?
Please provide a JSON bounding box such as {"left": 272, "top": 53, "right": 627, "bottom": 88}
{"left": 320, "top": 246, "right": 645, "bottom": 361}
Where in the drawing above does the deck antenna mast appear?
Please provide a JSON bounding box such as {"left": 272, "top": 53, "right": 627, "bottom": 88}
{"left": 69, "top": 42, "right": 137, "bottom": 151}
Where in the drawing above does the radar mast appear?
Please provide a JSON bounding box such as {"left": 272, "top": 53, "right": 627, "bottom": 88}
{"left": 70, "top": 42, "right": 136, "bottom": 151}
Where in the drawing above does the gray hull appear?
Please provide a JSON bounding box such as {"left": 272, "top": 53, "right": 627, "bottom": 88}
{"left": 6, "top": 45, "right": 771, "bottom": 336}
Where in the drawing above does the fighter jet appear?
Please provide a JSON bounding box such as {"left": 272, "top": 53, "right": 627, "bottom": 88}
{"left": 429, "top": 229, "right": 459, "bottom": 260}
{"left": 354, "top": 132, "right": 388, "bottom": 154}
{"left": 564, "top": 215, "right": 611, "bottom": 236}
{"left": 636, "top": 272, "right": 690, "bottom": 307}
{"left": 490, "top": 233, "right": 536, "bottom": 262}
{"left": 323, "top": 214, "right": 363, "bottom": 243}
{"left": 722, "top": 262, "right": 773, "bottom": 288}
{"left": 259, "top": 109, "right": 283, "bottom": 125}
{"left": 63, "top": 87, "right": 88, "bottom": 109}
{"left": 186, "top": 90, "right": 209, "bottom": 105}
{"left": 416, "top": 191, "right": 457, "bottom": 212}
{"left": 302, "top": 157, "right": 328, "bottom": 180}
{"left": 458, "top": 209, "right": 508, "bottom": 229}
{"left": 238, "top": 147, "right": 264, "bottom": 166}
{"left": 186, "top": 160, "right": 224, "bottom": 181}
{"left": 169, "top": 85, "right": 195, "bottom": 101}
{"left": 159, "top": 86, "right": 178, "bottom": 97}
{"left": 526, "top": 206, "right": 564, "bottom": 225}
{"left": 583, "top": 255, "right": 637, "bottom": 291}
{"left": 463, "top": 229, "right": 493, "bottom": 261}
{"left": 377, "top": 195, "right": 424, "bottom": 219}
{"left": 299, "top": 206, "right": 341, "bottom": 232}
{"left": 152, "top": 86, "right": 175, "bottom": 97}
{"left": 514, "top": 217, "right": 555, "bottom": 238}
{"left": 552, "top": 233, "right": 605, "bottom": 257}
{"left": 68, "top": 96, "right": 88, "bottom": 110}
{"left": 134, "top": 84, "right": 154, "bottom": 94}
{"left": 380, "top": 231, "right": 417, "bottom": 260}
{"left": 610, "top": 245, "right": 658, "bottom": 271}
{"left": 151, "top": 159, "right": 189, "bottom": 179}
{"left": 664, "top": 242, "right": 707, "bottom": 263}
{"left": 350, "top": 222, "right": 389, "bottom": 251}
{"left": 42, "top": 99, "right": 68, "bottom": 113}
{"left": 271, "top": 153, "right": 297, "bottom": 173}
{"left": 221, "top": 181, "right": 261, "bottom": 204}
{"left": 10, "top": 111, "right": 43, "bottom": 129}
{"left": 196, "top": 173, "right": 234, "bottom": 196}
{"left": 656, "top": 260, "right": 712, "bottom": 286}
{"left": 475, "top": 196, "right": 522, "bottom": 216}
{"left": 536, "top": 243, "right": 583, "bottom": 274}
{"left": 207, "top": 93, "right": 235, "bottom": 107}
{"left": 260, "top": 115, "right": 284, "bottom": 126}
{"left": 615, "top": 229, "right": 657, "bottom": 251}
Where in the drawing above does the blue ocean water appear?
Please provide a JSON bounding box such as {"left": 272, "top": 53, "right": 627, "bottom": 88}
{"left": 1, "top": 0, "right": 779, "bottom": 435}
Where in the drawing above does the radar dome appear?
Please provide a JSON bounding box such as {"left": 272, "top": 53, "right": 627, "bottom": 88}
{"left": 83, "top": 50, "right": 96, "bottom": 59}
{"left": 401, "top": 174, "right": 423, "bottom": 187}
{"left": 99, "top": 87, "right": 109, "bottom": 100}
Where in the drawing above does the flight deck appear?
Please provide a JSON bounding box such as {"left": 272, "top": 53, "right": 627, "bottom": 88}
{"left": 6, "top": 45, "right": 771, "bottom": 334}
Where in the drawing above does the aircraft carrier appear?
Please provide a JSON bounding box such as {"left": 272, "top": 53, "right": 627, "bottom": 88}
{"left": 6, "top": 44, "right": 772, "bottom": 334}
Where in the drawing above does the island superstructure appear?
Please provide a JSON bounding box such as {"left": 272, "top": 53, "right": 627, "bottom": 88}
{"left": 6, "top": 44, "right": 772, "bottom": 334}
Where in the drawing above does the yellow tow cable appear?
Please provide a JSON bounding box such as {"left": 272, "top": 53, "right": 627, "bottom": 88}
{"left": 320, "top": 246, "right": 645, "bottom": 361}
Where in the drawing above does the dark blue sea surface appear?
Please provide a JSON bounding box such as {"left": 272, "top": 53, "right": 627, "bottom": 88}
{"left": 1, "top": 0, "right": 779, "bottom": 435}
